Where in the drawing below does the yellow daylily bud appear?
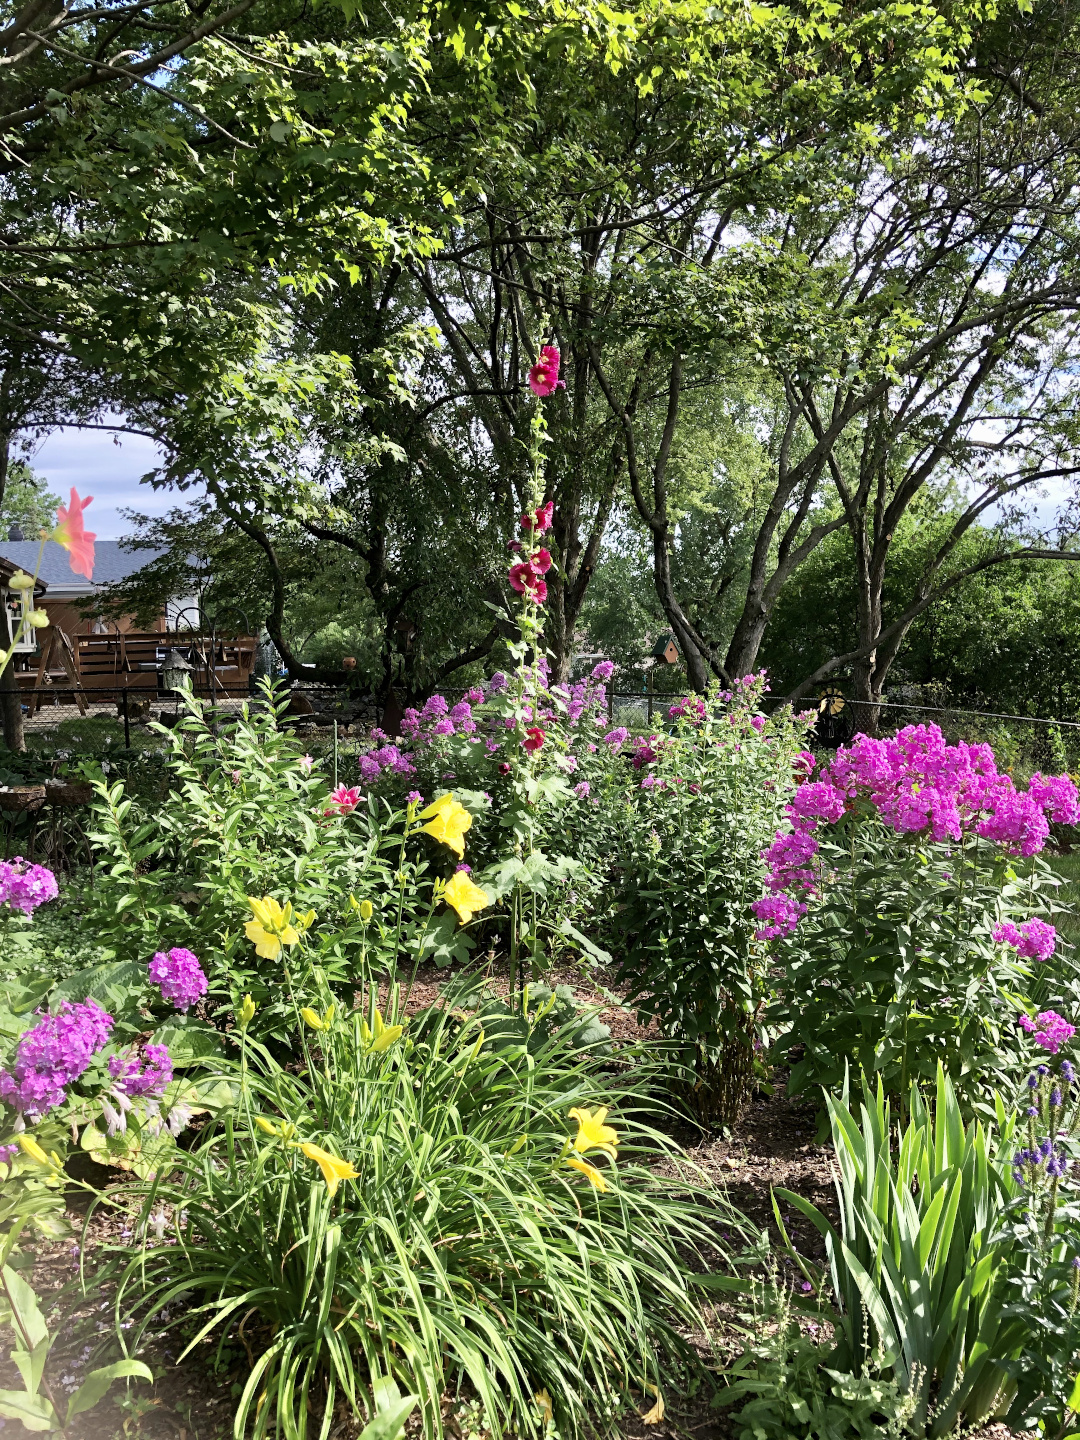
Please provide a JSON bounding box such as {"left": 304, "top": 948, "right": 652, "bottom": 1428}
{"left": 255, "top": 1117, "right": 279, "bottom": 1135}
{"left": 359, "top": 899, "right": 373, "bottom": 923}
{"left": 299, "top": 1142, "right": 359, "bottom": 1199}
{"left": 301, "top": 1007, "right": 324, "bottom": 1031}
{"left": 18, "top": 1134, "right": 54, "bottom": 1167}
{"left": 237, "top": 995, "right": 257, "bottom": 1028}
{"left": 7, "top": 570, "right": 34, "bottom": 592}
{"left": 362, "top": 1008, "right": 403, "bottom": 1054}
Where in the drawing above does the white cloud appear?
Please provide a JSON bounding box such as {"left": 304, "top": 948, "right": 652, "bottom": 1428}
{"left": 25, "top": 424, "right": 168, "bottom": 540}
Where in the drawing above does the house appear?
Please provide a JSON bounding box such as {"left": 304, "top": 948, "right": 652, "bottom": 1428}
{"left": 0, "top": 540, "right": 254, "bottom": 701}
{"left": 0, "top": 539, "right": 186, "bottom": 636}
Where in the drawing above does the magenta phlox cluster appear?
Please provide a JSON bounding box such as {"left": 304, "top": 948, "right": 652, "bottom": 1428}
{"left": 148, "top": 947, "right": 208, "bottom": 1012}
{"left": 0, "top": 857, "right": 59, "bottom": 915}
{"left": 753, "top": 722, "right": 1077, "bottom": 944}
{"left": 0, "top": 999, "right": 114, "bottom": 1116}
{"left": 603, "top": 727, "right": 629, "bottom": 748}
{"left": 789, "top": 781, "right": 846, "bottom": 825}
{"left": 109, "top": 1043, "right": 173, "bottom": 1099}
{"left": 993, "top": 917, "right": 1057, "bottom": 963}
{"left": 751, "top": 892, "right": 807, "bottom": 940}
{"left": 1018, "top": 1009, "right": 1076, "bottom": 1054}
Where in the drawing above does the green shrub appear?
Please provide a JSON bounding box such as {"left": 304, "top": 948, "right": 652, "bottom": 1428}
{"left": 609, "top": 678, "right": 808, "bottom": 1125}
{"left": 117, "top": 987, "right": 739, "bottom": 1440}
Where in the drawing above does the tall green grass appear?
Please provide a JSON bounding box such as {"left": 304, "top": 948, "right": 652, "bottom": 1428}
{"left": 115, "top": 993, "right": 742, "bottom": 1440}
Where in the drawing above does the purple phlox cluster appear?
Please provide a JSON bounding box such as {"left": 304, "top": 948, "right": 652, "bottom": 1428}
{"left": 789, "top": 781, "right": 846, "bottom": 825}
{"left": 573, "top": 780, "right": 590, "bottom": 799}
{"left": 0, "top": 999, "right": 114, "bottom": 1117}
{"left": 751, "top": 715, "right": 766, "bottom": 733}
{"left": 148, "top": 948, "right": 208, "bottom": 1013}
{"left": 1017, "top": 1009, "right": 1076, "bottom": 1054}
{"left": 603, "top": 727, "right": 629, "bottom": 748}
{"left": 358, "top": 742, "right": 418, "bottom": 787}
{"left": 1014, "top": 1137, "right": 1069, "bottom": 1184}
{"left": 751, "top": 892, "right": 807, "bottom": 940}
{"left": 0, "top": 857, "right": 59, "bottom": 915}
{"left": 793, "top": 751, "right": 816, "bottom": 781}
{"left": 0, "top": 1142, "right": 18, "bottom": 1164}
{"left": 762, "top": 819, "right": 821, "bottom": 896}
{"left": 993, "top": 917, "right": 1057, "bottom": 963}
{"left": 102, "top": 1044, "right": 181, "bottom": 1137}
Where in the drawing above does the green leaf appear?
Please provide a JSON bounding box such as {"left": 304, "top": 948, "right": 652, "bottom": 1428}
{"left": 0, "top": 1388, "right": 57, "bottom": 1430}
{"left": 65, "top": 1360, "right": 154, "bottom": 1421}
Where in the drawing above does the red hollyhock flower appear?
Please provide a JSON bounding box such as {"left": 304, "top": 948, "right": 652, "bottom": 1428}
{"left": 508, "top": 561, "right": 547, "bottom": 604}
{"left": 528, "top": 345, "right": 565, "bottom": 398}
{"left": 523, "top": 726, "right": 546, "bottom": 753}
{"left": 521, "top": 500, "right": 554, "bottom": 534}
{"left": 533, "top": 547, "right": 552, "bottom": 574}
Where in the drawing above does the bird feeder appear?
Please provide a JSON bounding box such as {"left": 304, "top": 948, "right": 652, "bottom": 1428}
{"left": 160, "top": 648, "right": 196, "bottom": 695}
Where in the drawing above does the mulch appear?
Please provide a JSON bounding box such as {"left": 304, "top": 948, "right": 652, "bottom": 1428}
{"left": 10, "top": 961, "right": 1024, "bottom": 1440}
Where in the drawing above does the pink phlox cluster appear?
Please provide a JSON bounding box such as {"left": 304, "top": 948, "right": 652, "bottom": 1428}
{"left": 603, "top": 727, "right": 629, "bottom": 748}
{"left": 358, "top": 744, "right": 416, "bottom": 787}
{"left": 752, "top": 893, "right": 807, "bottom": 940}
{"left": 822, "top": 723, "right": 1069, "bottom": 856}
{"left": 0, "top": 999, "right": 114, "bottom": 1117}
{"left": 149, "top": 947, "right": 208, "bottom": 1012}
{"left": 993, "top": 917, "right": 1057, "bottom": 963}
{"left": 751, "top": 715, "right": 766, "bottom": 733}
{"left": 573, "top": 781, "right": 591, "bottom": 799}
{"left": 0, "top": 857, "right": 59, "bottom": 915}
{"left": 668, "top": 696, "right": 706, "bottom": 723}
{"left": 1018, "top": 1010, "right": 1075, "bottom": 1054}
{"left": 793, "top": 751, "right": 816, "bottom": 782}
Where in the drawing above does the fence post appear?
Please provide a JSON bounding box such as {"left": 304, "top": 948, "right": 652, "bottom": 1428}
{"left": 122, "top": 688, "right": 130, "bottom": 749}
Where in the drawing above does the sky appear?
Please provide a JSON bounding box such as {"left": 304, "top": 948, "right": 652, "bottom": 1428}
{"left": 28, "top": 423, "right": 169, "bottom": 540}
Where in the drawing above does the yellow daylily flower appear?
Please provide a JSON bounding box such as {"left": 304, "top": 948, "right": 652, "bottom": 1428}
{"left": 237, "top": 994, "right": 257, "bottom": 1028}
{"left": 300, "top": 1142, "right": 360, "bottom": 1198}
{"left": 569, "top": 1106, "right": 618, "bottom": 1161}
{"left": 244, "top": 896, "right": 315, "bottom": 959}
{"left": 360, "top": 1008, "right": 404, "bottom": 1054}
{"left": 534, "top": 1390, "right": 553, "bottom": 1425}
{"left": 301, "top": 1004, "right": 335, "bottom": 1032}
{"left": 443, "top": 870, "right": 491, "bottom": 925}
{"left": 417, "top": 793, "right": 472, "bottom": 858}
{"left": 565, "top": 1155, "right": 608, "bottom": 1192}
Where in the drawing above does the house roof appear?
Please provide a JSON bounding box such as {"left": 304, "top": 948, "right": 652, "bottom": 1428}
{"left": 0, "top": 541, "right": 161, "bottom": 596}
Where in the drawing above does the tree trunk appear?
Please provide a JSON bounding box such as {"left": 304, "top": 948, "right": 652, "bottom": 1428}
{"left": 0, "top": 662, "right": 25, "bottom": 752}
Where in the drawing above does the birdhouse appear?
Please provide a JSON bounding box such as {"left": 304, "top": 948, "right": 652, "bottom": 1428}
{"left": 650, "top": 632, "right": 680, "bottom": 665}
{"left": 0, "top": 562, "right": 44, "bottom": 654}
{"left": 160, "top": 648, "right": 196, "bottom": 694}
